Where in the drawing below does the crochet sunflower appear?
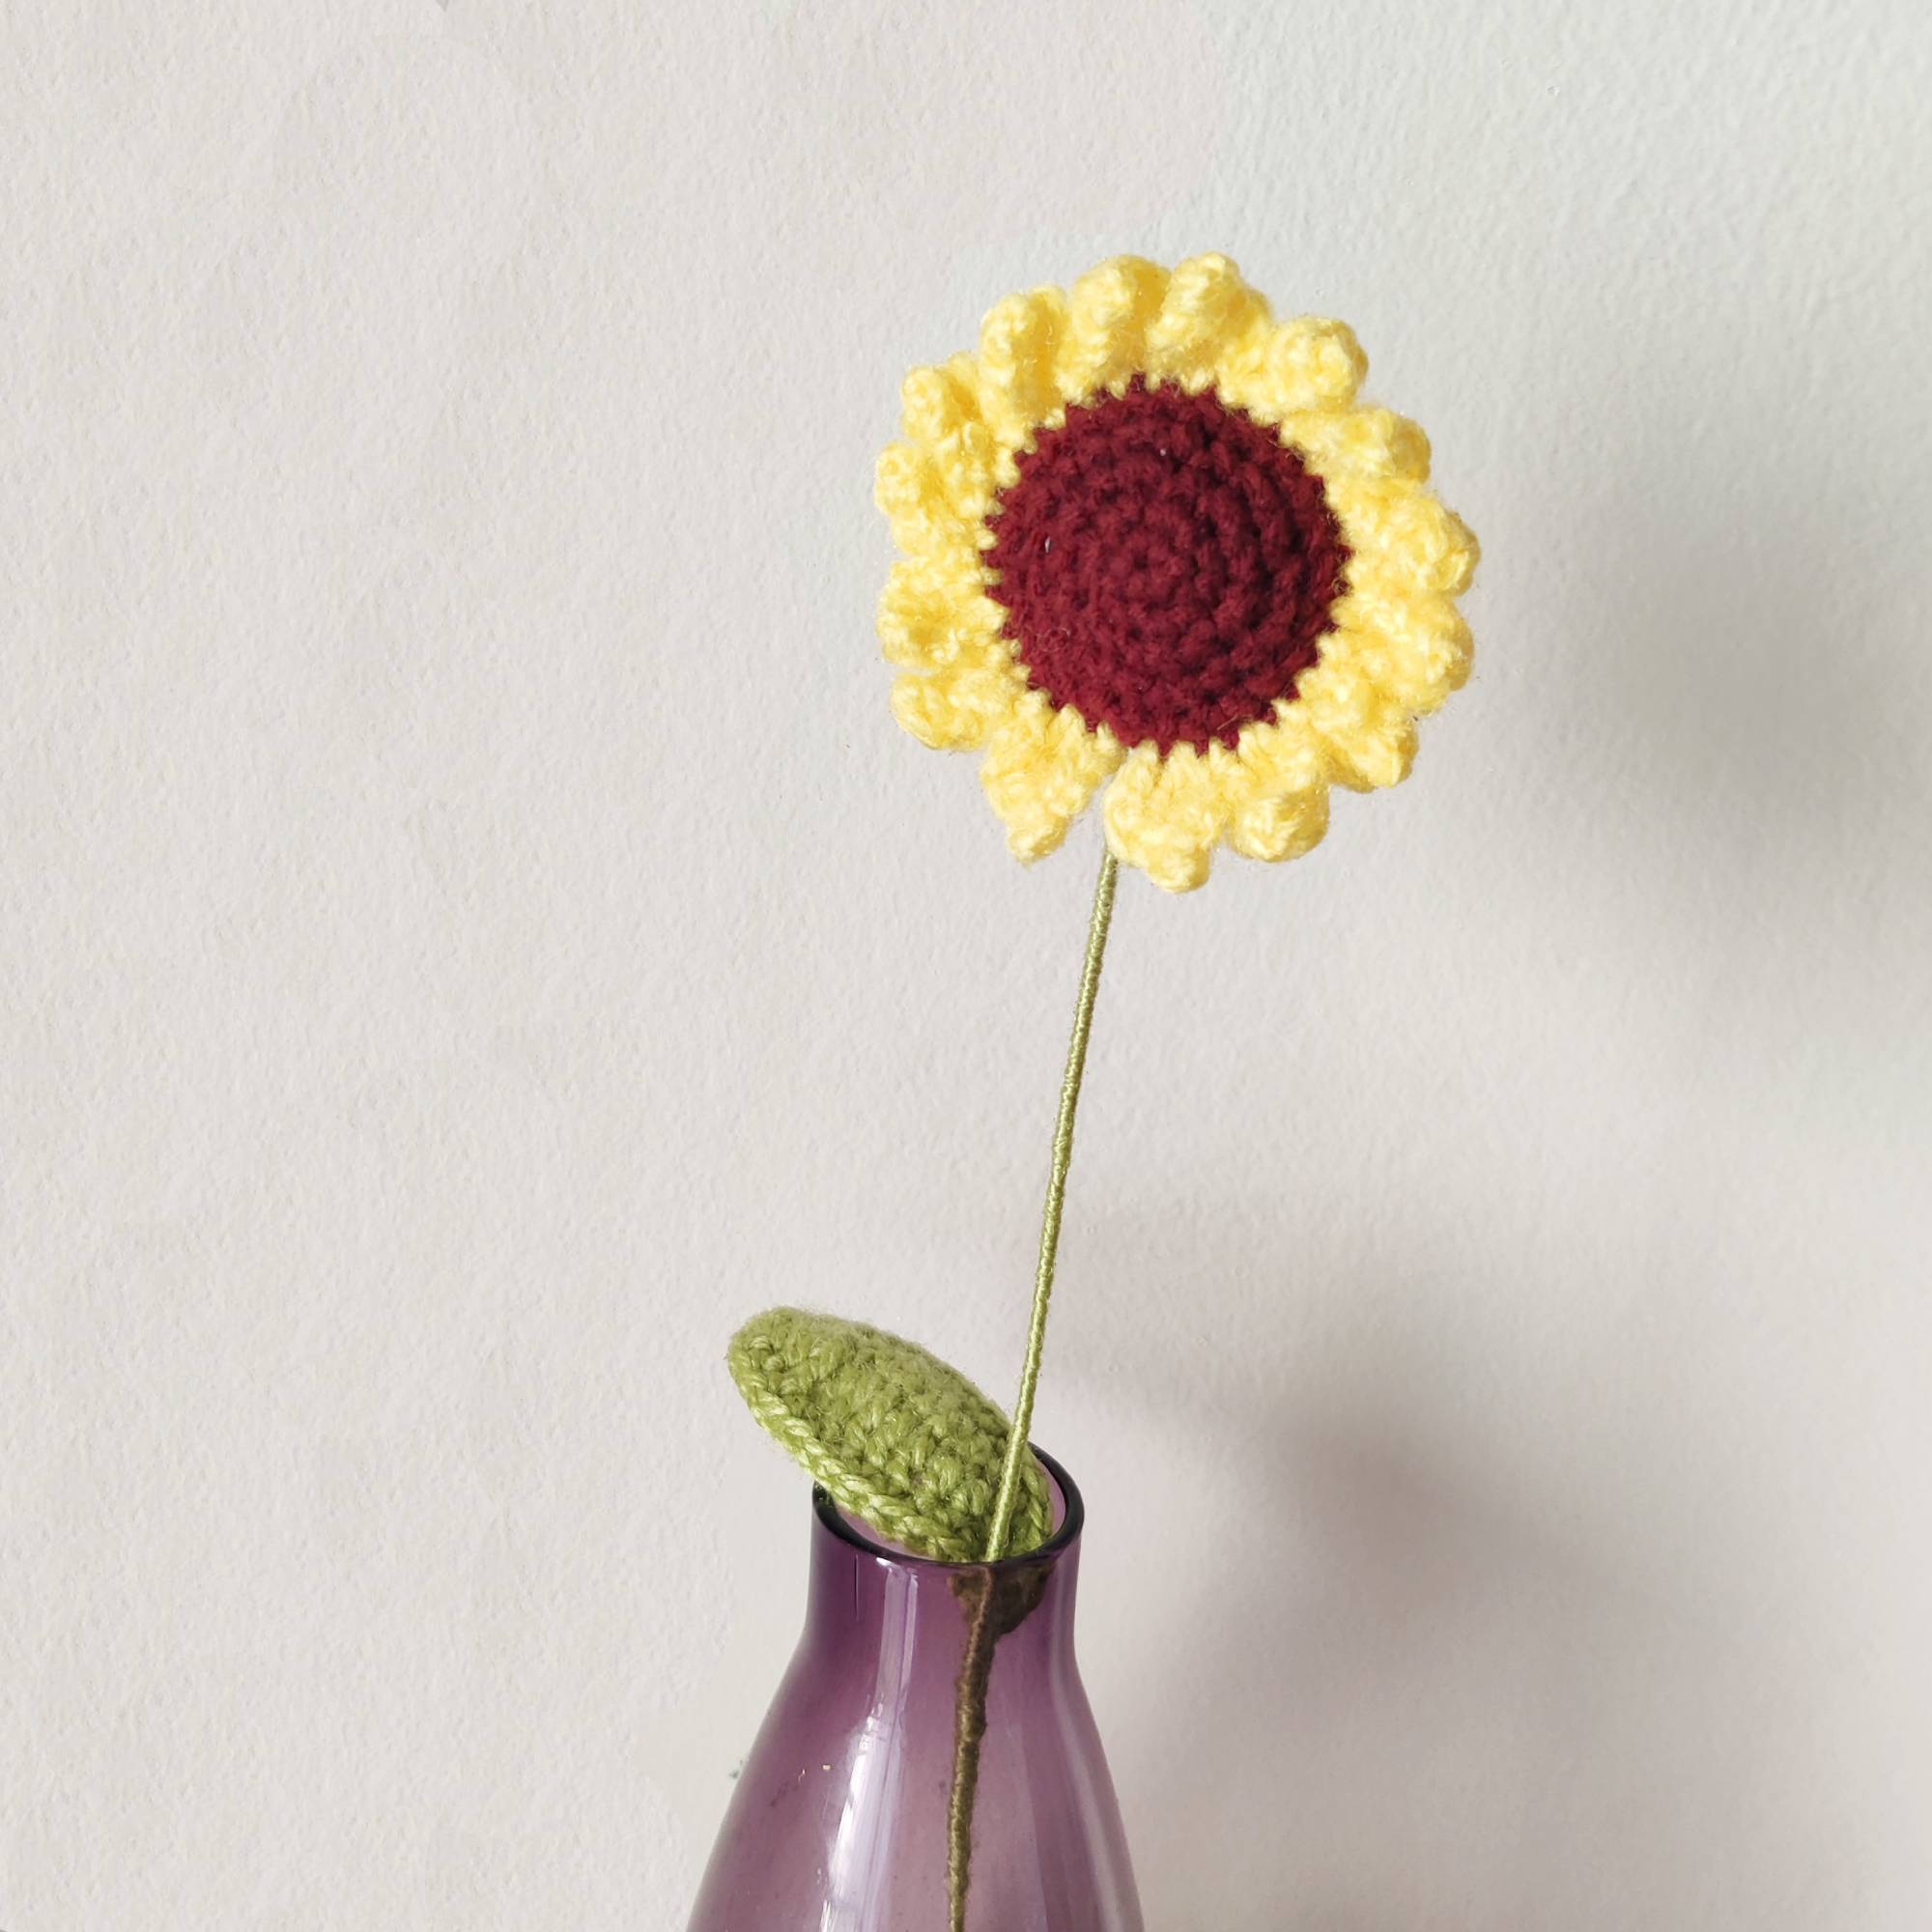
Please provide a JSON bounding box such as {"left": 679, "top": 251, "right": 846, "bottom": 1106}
{"left": 876, "top": 253, "right": 1478, "bottom": 892}
{"left": 720, "top": 256, "right": 1482, "bottom": 1932}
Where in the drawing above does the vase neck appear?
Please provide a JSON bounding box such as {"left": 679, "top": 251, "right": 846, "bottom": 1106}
{"left": 804, "top": 1465, "right": 1083, "bottom": 1672}
{"left": 691, "top": 1453, "right": 1141, "bottom": 1931}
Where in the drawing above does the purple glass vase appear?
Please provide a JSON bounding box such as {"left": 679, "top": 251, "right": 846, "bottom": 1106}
{"left": 689, "top": 1449, "right": 1143, "bottom": 1930}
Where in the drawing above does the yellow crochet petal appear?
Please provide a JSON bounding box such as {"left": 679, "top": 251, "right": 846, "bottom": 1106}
{"left": 1215, "top": 315, "right": 1368, "bottom": 423}
{"left": 874, "top": 440, "right": 974, "bottom": 559}
{"left": 974, "top": 287, "right": 1068, "bottom": 447}
{"left": 1235, "top": 702, "right": 1329, "bottom": 795}
{"left": 876, "top": 531, "right": 1004, "bottom": 667}
{"left": 1330, "top": 477, "right": 1480, "bottom": 598}
{"left": 1227, "top": 783, "right": 1330, "bottom": 863}
{"left": 980, "top": 698, "right": 1123, "bottom": 862}
{"left": 1293, "top": 660, "right": 1419, "bottom": 791}
{"left": 1055, "top": 255, "right": 1169, "bottom": 402}
{"left": 1144, "top": 253, "right": 1269, "bottom": 392}
{"left": 1281, "top": 405, "right": 1432, "bottom": 486}
{"left": 892, "top": 666, "right": 1018, "bottom": 752}
{"left": 1103, "top": 742, "right": 1242, "bottom": 894}
{"left": 899, "top": 357, "right": 998, "bottom": 526}
{"left": 876, "top": 555, "right": 1009, "bottom": 672}
{"left": 1330, "top": 589, "right": 1474, "bottom": 716}
{"left": 900, "top": 355, "right": 983, "bottom": 444}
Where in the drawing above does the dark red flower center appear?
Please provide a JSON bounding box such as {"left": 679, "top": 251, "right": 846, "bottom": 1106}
{"left": 985, "top": 380, "right": 1350, "bottom": 754}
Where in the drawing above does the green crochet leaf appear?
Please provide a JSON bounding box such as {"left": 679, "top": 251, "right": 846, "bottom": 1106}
{"left": 727, "top": 1308, "right": 1053, "bottom": 1562}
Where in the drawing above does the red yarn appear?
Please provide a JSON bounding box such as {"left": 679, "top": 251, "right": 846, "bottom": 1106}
{"left": 985, "top": 380, "right": 1349, "bottom": 754}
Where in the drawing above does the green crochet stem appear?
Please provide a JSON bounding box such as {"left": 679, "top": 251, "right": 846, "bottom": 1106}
{"left": 725, "top": 845, "right": 1123, "bottom": 1932}
{"left": 982, "top": 845, "right": 1119, "bottom": 1561}
{"left": 947, "top": 845, "right": 1121, "bottom": 1932}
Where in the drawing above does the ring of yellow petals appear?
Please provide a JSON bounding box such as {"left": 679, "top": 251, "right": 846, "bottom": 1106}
{"left": 875, "top": 254, "right": 1479, "bottom": 894}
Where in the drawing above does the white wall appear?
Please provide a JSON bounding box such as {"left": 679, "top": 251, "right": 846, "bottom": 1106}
{"left": 6, "top": 2, "right": 1929, "bottom": 1926}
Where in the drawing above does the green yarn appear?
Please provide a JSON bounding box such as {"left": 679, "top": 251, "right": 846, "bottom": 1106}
{"left": 983, "top": 847, "right": 1117, "bottom": 1561}
{"left": 727, "top": 1308, "right": 1053, "bottom": 1562}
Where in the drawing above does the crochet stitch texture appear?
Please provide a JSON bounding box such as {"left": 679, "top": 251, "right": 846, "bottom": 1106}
{"left": 987, "top": 378, "right": 1350, "bottom": 755}
{"left": 728, "top": 1308, "right": 1054, "bottom": 1562}
{"left": 875, "top": 252, "right": 1480, "bottom": 892}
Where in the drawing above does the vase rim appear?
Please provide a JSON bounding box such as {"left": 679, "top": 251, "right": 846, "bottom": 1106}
{"left": 811, "top": 1444, "right": 1085, "bottom": 1576}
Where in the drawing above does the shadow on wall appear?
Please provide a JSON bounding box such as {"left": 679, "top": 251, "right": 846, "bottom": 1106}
{"left": 1111, "top": 1387, "right": 1807, "bottom": 1931}
{"left": 1492, "top": 331, "right": 1926, "bottom": 955}
{"left": 1097, "top": 375, "right": 1907, "bottom": 1926}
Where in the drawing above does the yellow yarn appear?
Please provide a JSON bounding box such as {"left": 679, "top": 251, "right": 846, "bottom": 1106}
{"left": 874, "top": 253, "right": 1480, "bottom": 893}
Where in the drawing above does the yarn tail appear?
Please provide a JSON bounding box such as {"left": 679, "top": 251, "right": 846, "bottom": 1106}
{"left": 946, "top": 1575, "right": 999, "bottom": 1932}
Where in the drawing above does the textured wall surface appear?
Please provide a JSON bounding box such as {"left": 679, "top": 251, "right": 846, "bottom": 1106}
{"left": 6, "top": 3, "right": 1930, "bottom": 1926}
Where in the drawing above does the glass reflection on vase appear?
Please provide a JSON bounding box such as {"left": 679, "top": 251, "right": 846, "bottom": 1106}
{"left": 689, "top": 1449, "right": 1142, "bottom": 1931}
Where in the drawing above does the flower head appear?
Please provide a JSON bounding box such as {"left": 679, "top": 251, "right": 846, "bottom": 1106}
{"left": 876, "top": 255, "right": 1478, "bottom": 892}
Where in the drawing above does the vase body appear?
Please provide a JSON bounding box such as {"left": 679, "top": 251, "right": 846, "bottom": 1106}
{"left": 689, "top": 1449, "right": 1142, "bottom": 1931}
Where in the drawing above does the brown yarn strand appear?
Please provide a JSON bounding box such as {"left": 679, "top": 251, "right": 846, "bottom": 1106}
{"left": 946, "top": 1575, "right": 1000, "bottom": 1932}
{"left": 945, "top": 1562, "right": 1054, "bottom": 1931}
